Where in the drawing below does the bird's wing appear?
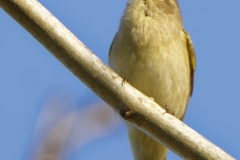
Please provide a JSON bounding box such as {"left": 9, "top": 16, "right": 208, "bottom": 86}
{"left": 108, "top": 32, "right": 118, "bottom": 57}
{"left": 179, "top": 29, "right": 196, "bottom": 121}
{"left": 182, "top": 29, "right": 196, "bottom": 97}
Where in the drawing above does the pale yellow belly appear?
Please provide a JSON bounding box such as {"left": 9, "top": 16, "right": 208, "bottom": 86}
{"left": 109, "top": 32, "right": 191, "bottom": 160}
{"left": 109, "top": 41, "right": 190, "bottom": 119}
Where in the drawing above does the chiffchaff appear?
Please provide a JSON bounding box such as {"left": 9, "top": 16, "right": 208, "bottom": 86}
{"left": 109, "top": 0, "right": 196, "bottom": 159}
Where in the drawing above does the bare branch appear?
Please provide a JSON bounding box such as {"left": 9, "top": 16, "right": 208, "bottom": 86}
{"left": 0, "top": 0, "right": 235, "bottom": 159}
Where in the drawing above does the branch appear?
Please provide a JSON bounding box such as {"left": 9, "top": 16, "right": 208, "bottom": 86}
{"left": 0, "top": 0, "right": 235, "bottom": 159}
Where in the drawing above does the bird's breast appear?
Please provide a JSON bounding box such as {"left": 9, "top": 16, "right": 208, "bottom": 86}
{"left": 109, "top": 31, "right": 190, "bottom": 119}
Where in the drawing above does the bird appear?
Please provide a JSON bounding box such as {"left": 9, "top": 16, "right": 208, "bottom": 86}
{"left": 108, "top": 0, "right": 196, "bottom": 159}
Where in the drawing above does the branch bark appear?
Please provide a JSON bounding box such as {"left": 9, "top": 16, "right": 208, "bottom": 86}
{"left": 0, "top": 0, "right": 235, "bottom": 159}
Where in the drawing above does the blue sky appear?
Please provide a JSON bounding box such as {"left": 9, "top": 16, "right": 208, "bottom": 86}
{"left": 0, "top": 0, "right": 240, "bottom": 160}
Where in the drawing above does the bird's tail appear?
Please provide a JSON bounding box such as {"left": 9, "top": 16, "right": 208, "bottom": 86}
{"left": 127, "top": 123, "right": 168, "bottom": 160}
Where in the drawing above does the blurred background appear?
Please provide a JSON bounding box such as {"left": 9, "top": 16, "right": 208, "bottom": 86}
{"left": 0, "top": 0, "right": 239, "bottom": 159}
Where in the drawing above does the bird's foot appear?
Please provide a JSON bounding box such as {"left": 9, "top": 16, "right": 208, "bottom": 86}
{"left": 163, "top": 105, "right": 175, "bottom": 116}
{"left": 121, "top": 74, "right": 129, "bottom": 86}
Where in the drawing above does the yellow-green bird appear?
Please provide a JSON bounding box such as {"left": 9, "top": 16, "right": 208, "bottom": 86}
{"left": 109, "top": 0, "right": 196, "bottom": 159}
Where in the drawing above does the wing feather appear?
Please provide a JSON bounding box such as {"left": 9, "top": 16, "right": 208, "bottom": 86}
{"left": 183, "top": 29, "right": 196, "bottom": 97}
